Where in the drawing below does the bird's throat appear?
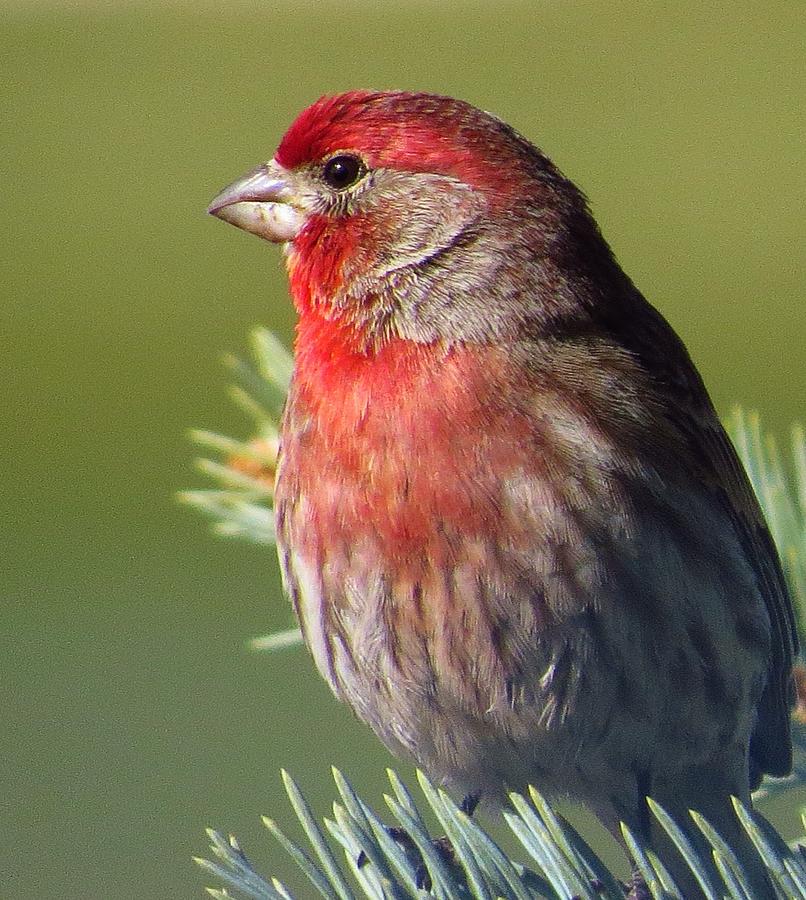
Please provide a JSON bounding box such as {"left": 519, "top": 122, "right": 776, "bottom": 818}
{"left": 292, "top": 309, "right": 431, "bottom": 412}
{"left": 284, "top": 313, "right": 538, "bottom": 561}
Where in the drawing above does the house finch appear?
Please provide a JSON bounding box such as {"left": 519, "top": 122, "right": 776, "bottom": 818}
{"left": 208, "top": 91, "right": 796, "bottom": 896}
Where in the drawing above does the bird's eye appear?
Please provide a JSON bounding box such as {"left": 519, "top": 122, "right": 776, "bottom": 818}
{"left": 321, "top": 154, "right": 366, "bottom": 190}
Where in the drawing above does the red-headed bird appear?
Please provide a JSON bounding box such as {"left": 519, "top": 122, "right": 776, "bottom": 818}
{"left": 208, "top": 91, "right": 796, "bottom": 897}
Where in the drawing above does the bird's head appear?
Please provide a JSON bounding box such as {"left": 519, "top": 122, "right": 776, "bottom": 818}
{"left": 209, "top": 91, "right": 616, "bottom": 353}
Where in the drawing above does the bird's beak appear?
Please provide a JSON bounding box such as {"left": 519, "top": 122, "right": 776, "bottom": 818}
{"left": 207, "top": 160, "right": 304, "bottom": 243}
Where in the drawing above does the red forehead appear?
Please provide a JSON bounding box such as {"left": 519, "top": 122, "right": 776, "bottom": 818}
{"left": 274, "top": 91, "right": 521, "bottom": 187}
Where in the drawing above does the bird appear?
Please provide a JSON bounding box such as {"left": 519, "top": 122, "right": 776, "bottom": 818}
{"left": 208, "top": 90, "right": 797, "bottom": 897}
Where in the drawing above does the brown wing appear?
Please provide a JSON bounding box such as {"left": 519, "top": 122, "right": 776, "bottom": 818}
{"left": 615, "top": 298, "right": 798, "bottom": 783}
{"left": 690, "top": 409, "right": 797, "bottom": 783}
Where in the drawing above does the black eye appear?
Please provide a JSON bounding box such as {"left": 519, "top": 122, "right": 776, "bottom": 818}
{"left": 322, "top": 154, "right": 365, "bottom": 190}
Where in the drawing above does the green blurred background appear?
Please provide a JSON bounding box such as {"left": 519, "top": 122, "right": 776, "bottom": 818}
{"left": 2, "top": 1, "right": 804, "bottom": 897}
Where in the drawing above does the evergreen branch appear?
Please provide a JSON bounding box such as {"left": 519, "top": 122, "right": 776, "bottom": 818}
{"left": 195, "top": 768, "right": 806, "bottom": 899}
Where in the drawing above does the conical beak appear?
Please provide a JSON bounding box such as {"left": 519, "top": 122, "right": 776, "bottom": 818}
{"left": 207, "top": 161, "right": 304, "bottom": 243}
